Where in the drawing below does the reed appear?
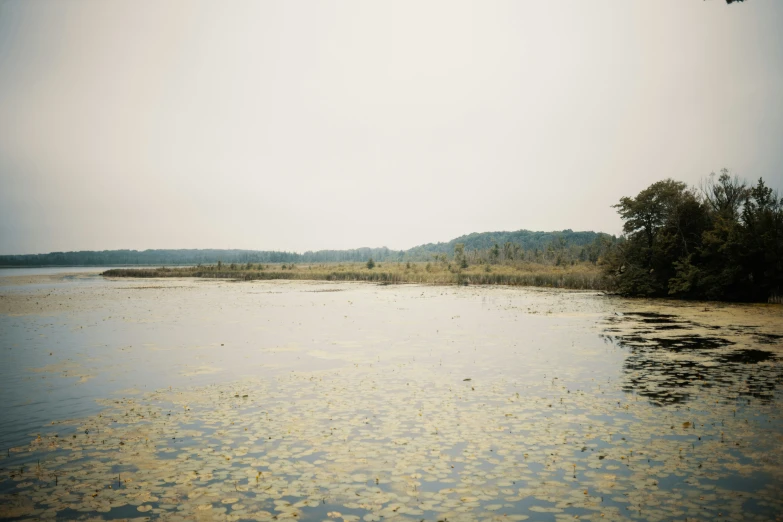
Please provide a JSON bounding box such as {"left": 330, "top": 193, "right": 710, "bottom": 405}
{"left": 103, "top": 262, "right": 612, "bottom": 291}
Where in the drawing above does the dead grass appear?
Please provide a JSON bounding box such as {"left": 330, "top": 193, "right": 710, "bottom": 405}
{"left": 103, "top": 262, "right": 611, "bottom": 291}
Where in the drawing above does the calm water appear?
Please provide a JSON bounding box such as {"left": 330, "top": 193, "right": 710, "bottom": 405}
{"left": 0, "top": 270, "right": 782, "bottom": 521}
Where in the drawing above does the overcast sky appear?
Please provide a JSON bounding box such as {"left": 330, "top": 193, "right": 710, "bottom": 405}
{"left": 1, "top": 0, "right": 781, "bottom": 255}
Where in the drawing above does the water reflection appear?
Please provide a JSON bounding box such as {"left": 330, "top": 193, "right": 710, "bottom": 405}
{"left": 603, "top": 311, "right": 783, "bottom": 406}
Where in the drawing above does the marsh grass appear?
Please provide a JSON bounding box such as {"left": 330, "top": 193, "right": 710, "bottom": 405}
{"left": 103, "top": 262, "right": 611, "bottom": 290}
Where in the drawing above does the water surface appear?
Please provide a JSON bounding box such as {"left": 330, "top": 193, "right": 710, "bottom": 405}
{"left": 1, "top": 270, "right": 781, "bottom": 521}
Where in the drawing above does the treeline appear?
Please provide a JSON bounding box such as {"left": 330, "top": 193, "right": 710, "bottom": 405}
{"left": 0, "top": 249, "right": 302, "bottom": 267}
{"left": 406, "top": 229, "right": 611, "bottom": 260}
{"left": 443, "top": 232, "right": 616, "bottom": 268}
{"left": 0, "top": 231, "right": 610, "bottom": 267}
{"left": 606, "top": 171, "right": 782, "bottom": 302}
{"left": 0, "top": 247, "right": 400, "bottom": 267}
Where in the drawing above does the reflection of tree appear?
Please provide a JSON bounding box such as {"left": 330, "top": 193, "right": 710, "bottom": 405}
{"left": 603, "top": 333, "right": 782, "bottom": 407}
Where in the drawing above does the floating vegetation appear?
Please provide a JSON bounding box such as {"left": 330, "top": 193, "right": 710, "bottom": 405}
{"left": 754, "top": 332, "right": 783, "bottom": 345}
{"left": 2, "top": 356, "right": 783, "bottom": 521}
{"left": 2, "top": 279, "right": 782, "bottom": 521}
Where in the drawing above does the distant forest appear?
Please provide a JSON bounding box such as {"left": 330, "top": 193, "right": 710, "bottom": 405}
{"left": 0, "top": 229, "right": 612, "bottom": 267}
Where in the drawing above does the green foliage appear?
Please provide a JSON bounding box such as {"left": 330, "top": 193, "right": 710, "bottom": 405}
{"left": 614, "top": 265, "right": 658, "bottom": 297}
{"left": 613, "top": 179, "right": 690, "bottom": 248}
{"left": 608, "top": 173, "right": 782, "bottom": 302}
{"left": 366, "top": 257, "right": 375, "bottom": 269}
{"left": 668, "top": 255, "right": 700, "bottom": 296}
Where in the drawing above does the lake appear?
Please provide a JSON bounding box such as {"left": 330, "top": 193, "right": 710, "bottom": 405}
{"left": 1, "top": 269, "right": 782, "bottom": 521}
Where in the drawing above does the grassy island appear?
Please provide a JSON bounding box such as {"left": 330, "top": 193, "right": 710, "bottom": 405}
{"left": 103, "top": 261, "right": 610, "bottom": 290}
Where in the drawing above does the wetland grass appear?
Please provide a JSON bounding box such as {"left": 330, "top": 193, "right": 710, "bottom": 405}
{"left": 103, "top": 262, "right": 611, "bottom": 291}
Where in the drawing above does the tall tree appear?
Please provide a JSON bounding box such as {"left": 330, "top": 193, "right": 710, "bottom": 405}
{"left": 611, "top": 179, "right": 709, "bottom": 296}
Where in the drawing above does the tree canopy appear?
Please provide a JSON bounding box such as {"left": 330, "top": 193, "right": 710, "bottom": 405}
{"left": 607, "top": 172, "right": 782, "bottom": 302}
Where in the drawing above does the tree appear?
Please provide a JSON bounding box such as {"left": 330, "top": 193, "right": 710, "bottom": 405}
{"left": 366, "top": 257, "right": 375, "bottom": 269}
{"left": 454, "top": 243, "right": 468, "bottom": 269}
{"left": 610, "top": 179, "right": 709, "bottom": 296}
{"left": 738, "top": 178, "right": 783, "bottom": 300}
{"left": 609, "top": 172, "right": 781, "bottom": 302}
{"left": 489, "top": 243, "right": 500, "bottom": 264}
{"left": 613, "top": 179, "right": 689, "bottom": 249}
{"left": 700, "top": 169, "right": 748, "bottom": 221}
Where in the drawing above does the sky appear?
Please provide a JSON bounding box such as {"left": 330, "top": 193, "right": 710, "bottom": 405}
{"left": 1, "top": 0, "right": 782, "bottom": 255}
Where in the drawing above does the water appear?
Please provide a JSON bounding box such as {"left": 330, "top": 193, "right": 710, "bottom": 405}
{"left": 0, "top": 269, "right": 781, "bottom": 521}
{"left": 0, "top": 267, "right": 126, "bottom": 278}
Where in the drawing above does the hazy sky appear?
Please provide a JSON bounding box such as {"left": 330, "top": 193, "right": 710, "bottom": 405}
{"left": 1, "top": 0, "right": 782, "bottom": 255}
